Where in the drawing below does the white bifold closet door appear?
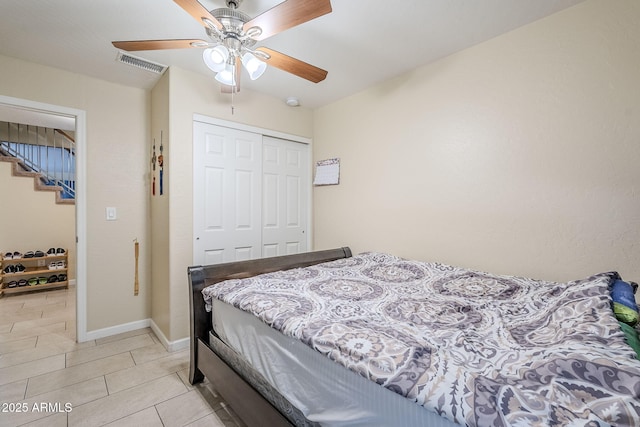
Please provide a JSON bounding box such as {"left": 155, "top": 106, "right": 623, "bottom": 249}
{"left": 193, "top": 121, "right": 309, "bottom": 266}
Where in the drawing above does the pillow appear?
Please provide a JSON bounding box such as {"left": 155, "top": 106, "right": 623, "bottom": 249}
{"left": 618, "top": 321, "right": 640, "bottom": 360}
{"left": 611, "top": 279, "right": 639, "bottom": 312}
{"left": 614, "top": 302, "right": 639, "bottom": 326}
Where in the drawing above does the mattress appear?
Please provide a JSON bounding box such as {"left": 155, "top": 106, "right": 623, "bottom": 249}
{"left": 210, "top": 298, "right": 458, "bottom": 427}
{"left": 203, "top": 252, "right": 640, "bottom": 426}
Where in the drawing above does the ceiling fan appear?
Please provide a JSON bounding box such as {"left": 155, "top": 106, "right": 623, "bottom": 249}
{"left": 112, "top": 0, "right": 332, "bottom": 92}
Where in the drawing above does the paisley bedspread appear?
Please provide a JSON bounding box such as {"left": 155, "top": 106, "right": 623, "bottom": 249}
{"left": 202, "top": 252, "right": 640, "bottom": 426}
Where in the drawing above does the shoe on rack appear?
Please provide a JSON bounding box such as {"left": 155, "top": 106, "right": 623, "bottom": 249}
{"left": 3, "top": 265, "right": 16, "bottom": 274}
{"left": 47, "top": 248, "right": 56, "bottom": 255}
{"left": 47, "top": 275, "right": 58, "bottom": 283}
{"left": 14, "top": 264, "right": 26, "bottom": 272}
{"left": 17, "top": 279, "right": 28, "bottom": 287}
{"left": 7, "top": 281, "right": 18, "bottom": 288}
{"left": 34, "top": 250, "right": 45, "bottom": 258}
{"left": 56, "top": 248, "right": 66, "bottom": 255}
{"left": 13, "top": 251, "right": 22, "bottom": 259}
{"left": 24, "top": 251, "right": 34, "bottom": 258}
{"left": 4, "top": 252, "right": 13, "bottom": 259}
{"left": 57, "top": 274, "right": 67, "bottom": 282}
{"left": 48, "top": 262, "right": 57, "bottom": 270}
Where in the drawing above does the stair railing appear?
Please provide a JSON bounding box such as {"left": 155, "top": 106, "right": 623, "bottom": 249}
{"left": 0, "top": 122, "right": 76, "bottom": 199}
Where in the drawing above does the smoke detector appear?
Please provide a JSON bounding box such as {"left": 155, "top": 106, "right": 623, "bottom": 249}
{"left": 285, "top": 97, "right": 300, "bottom": 107}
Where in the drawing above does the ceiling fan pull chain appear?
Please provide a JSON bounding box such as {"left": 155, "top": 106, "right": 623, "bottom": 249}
{"left": 231, "top": 87, "right": 235, "bottom": 115}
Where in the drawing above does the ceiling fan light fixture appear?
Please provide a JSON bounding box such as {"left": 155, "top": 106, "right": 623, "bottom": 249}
{"left": 215, "top": 62, "right": 236, "bottom": 86}
{"left": 241, "top": 52, "right": 267, "bottom": 80}
{"left": 203, "top": 45, "right": 229, "bottom": 73}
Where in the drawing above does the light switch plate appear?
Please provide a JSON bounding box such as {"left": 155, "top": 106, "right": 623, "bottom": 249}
{"left": 106, "top": 207, "right": 117, "bottom": 221}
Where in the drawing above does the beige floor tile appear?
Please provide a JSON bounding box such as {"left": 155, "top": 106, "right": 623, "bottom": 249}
{"left": 20, "top": 413, "right": 68, "bottom": 427}
{"left": 68, "top": 374, "right": 188, "bottom": 426}
{"left": 185, "top": 413, "right": 228, "bottom": 427}
{"left": 10, "top": 314, "right": 73, "bottom": 332}
{"left": 129, "top": 342, "right": 170, "bottom": 365}
{"left": 65, "top": 334, "right": 155, "bottom": 367}
{"left": 0, "top": 322, "right": 66, "bottom": 344}
{"left": 0, "top": 323, "right": 13, "bottom": 333}
{"left": 26, "top": 352, "right": 134, "bottom": 398}
{"left": 36, "top": 333, "right": 95, "bottom": 353}
{"left": 2, "top": 376, "right": 107, "bottom": 426}
{"left": 95, "top": 328, "right": 153, "bottom": 346}
{"left": 156, "top": 389, "right": 215, "bottom": 427}
{"left": 0, "top": 341, "right": 67, "bottom": 368}
{"left": 105, "top": 349, "right": 188, "bottom": 394}
{"left": 0, "top": 298, "right": 26, "bottom": 310}
{"left": 21, "top": 294, "right": 65, "bottom": 308}
{"left": 0, "top": 309, "right": 44, "bottom": 326}
{"left": 40, "top": 304, "right": 75, "bottom": 319}
{"left": 103, "top": 407, "right": 164, "bottom": 427}
{"left": 0, "top": 378, "right": 28, "bottom": 401}
{"left": 0, "top": 336, "right": 36, "bottom": 355}
{"left": 0, "top": 354, "right": 65, "bottom": 387}
{"left": 5, "top": 292, "right": 49, "bottom": 304}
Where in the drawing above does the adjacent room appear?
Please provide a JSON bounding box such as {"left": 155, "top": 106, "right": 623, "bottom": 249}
{"left": 1, "top": 0, "right": 639, "bottom": 425}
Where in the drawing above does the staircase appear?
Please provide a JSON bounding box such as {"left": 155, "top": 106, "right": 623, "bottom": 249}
{"left": 0, "top": 121, "right": 75, "bottom": 205}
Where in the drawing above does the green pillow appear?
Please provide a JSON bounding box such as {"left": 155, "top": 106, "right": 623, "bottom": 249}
{"left": 614, "top": 302, "right": 639, "bottom": 326}
{"left": 618, "top": 321, "right": 640, "bottom": 360}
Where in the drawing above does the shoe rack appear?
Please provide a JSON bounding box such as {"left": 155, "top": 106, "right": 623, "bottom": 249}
{"left": 1, "top": 250, "right": 69, "bottom": 296}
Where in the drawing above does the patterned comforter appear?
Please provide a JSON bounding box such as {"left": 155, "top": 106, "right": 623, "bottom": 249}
{"left": 202, "top": 252, "right": 640, "bottom": 426}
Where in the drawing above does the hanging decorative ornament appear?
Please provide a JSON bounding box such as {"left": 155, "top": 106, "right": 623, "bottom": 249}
{"left": 158, "top": 131, "right": 164, "bottom": 196}
{"left": 151, "top": 139, "right": 157, "bottom": 196}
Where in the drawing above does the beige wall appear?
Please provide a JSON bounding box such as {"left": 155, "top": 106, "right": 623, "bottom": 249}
{"left": 0, "top": 55, "right": 151, "bottom": 332}
{"left": 0, "top": 161, "right": 75, "bottom": 276}
{"left": 313, "top": 0, "right": 640, "bottom": 283}
{"left": 153, "top": 66, "right": 314, "bottom": 341}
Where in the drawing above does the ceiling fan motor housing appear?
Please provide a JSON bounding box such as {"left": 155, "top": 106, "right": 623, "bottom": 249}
{"left": 208, "top": 6, "right": 257, "bottom": 49}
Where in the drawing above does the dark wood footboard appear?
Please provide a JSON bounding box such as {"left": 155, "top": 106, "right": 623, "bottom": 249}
{"left": 187, "top": 247, "right": 353, "bottom": 426}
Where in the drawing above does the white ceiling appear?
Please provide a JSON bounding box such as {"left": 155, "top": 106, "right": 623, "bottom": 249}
{"left": 0, "top": 0, "right": 585, "bottom": 110}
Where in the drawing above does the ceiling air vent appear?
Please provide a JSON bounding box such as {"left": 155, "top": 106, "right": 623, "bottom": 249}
{"left": 116, "top": 52, "right": 167, "bottom": 75}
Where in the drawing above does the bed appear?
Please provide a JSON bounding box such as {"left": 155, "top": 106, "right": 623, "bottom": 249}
{"left": 188, "top": 247, "right": 640, "bottom": 426}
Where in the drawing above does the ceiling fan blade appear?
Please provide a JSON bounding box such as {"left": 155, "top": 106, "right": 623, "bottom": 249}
{"left": 256, "top": 47, "right": 327, "bottom": 83}
{"left": 244, "top": 0, "right": 332, "bottom": 41}
{"left": 174, "top": 0, "right": 223, "bottom": 30}
{"left": 112, "top": 39, "right": 208, "bottom": 51}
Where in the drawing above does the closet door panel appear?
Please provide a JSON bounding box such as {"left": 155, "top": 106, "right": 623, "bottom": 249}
{"left": 262, "top": 136, "right": 308, "bottom": 256}
{"left": 194, "top": 122, "right": 262, "bottom": 265}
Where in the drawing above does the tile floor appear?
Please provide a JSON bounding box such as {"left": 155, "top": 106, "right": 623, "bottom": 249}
{"left": 0, "top": 287, "right": 245, "bottom": 426}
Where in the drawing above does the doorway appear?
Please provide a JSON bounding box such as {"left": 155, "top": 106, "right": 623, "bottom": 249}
{"left": 0, "top": 95, "right": 87, "bottom": 342}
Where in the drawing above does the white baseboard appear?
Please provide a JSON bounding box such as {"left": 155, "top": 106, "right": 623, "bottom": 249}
{"left": 150, "top": 319, "right": 190, "bottom": 352}
{"left": 82, "top": 317, "right": 189, "bottom": 352}
{"left": 83, "top": 319, "right": 151, "bottom": 341}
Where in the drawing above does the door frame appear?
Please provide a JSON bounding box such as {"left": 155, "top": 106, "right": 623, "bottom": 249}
{"left": 0, "top": 95, "right": 88, "bottom": 342}
{"left": 192, "top": 114, "right": 313, "bottom": 264}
